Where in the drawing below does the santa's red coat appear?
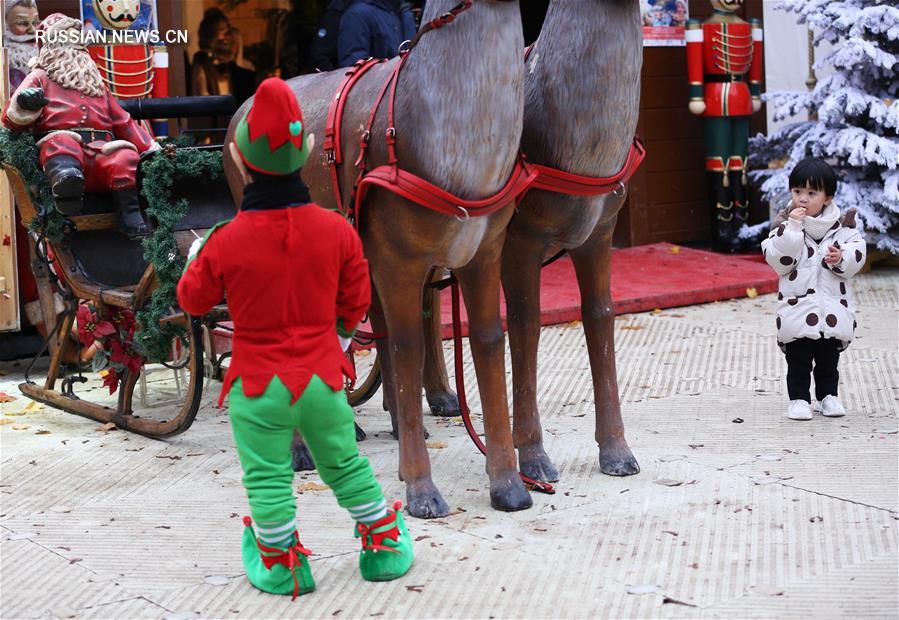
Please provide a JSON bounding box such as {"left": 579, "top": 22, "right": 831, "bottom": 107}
{"left": 1, "top": 68, "right": 154, "bottom": 191}
{"left": 176, "top": 204, "right": 371, "bottom": 406}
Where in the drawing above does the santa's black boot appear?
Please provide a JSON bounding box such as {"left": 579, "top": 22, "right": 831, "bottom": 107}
{"left": 42, "top": 155, "right": 84, "bottom": 216}
{"left": 112, "top": 188, "right": 149, "bottom": 239}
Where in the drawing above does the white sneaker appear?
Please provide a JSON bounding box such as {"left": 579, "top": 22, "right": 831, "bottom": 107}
{"left": 787, "top": 399, "right": 813, "bottom": 420}
{"left": 815, "top": 395, "right": 846, "bottom": 417}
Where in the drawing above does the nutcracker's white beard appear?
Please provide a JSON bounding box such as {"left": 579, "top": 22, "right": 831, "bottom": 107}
{"left": 5, "top": 39, "right": 37, "bottom": 76}
{"left": 31, "top": 43, "right": 106, "bottom": 98}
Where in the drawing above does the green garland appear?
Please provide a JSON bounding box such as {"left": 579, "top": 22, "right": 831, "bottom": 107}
{"left": 136, "top": 145, "right": 223, "bottom": 362}
{"left": 0, "top": 130, "right": 66, "bottom": 241}
{"left": 0, "top": 129, "right": 224, "bottom": 363}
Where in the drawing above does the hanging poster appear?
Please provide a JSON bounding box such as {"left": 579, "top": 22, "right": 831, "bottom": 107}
{"left": 641, "top": 0, "right": 689, "bottom": 47}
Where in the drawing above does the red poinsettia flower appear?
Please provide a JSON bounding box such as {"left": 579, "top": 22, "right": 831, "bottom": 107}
{"left": 101, "top": 368, "right": 120, "bottom": 395}
{"left": 110, "top": 309, "right": 137, "bottom": 336}
{"left": 108, "top": 339, "right": 143, "bottom": 374}
{"left": 76, "top": 304, "right": 116, "bottom": 347}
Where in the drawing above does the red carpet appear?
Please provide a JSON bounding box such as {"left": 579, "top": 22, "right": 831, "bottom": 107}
{"left": 213, "top": 242, "right": 777, "bottom": 345}
{"left": 431, "top": 242, "right": 777, "bottom": 337}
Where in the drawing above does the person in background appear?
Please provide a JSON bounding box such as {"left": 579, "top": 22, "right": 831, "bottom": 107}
{"left": 309, "top": 0, "right": 354, "bottom": 72}
{"left": 337, "top": 0, "right": 416, "bottom": 67}
{"left": 3, "top": 0, "right": 39, "bottom": 91}
{"left": 191, "top": 9, "right": 234, "bottom": 98}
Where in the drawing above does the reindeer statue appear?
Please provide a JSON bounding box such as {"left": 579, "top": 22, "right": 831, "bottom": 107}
{"left": 420, "top": 0, "right": 644, "bottom": 481}
{"left": 224, "top": 0, "right": 531, "bottom": 519}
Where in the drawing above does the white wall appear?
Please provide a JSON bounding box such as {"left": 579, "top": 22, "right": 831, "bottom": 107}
{"left": 762, "top": 0, "right": 833, "bottom": 132}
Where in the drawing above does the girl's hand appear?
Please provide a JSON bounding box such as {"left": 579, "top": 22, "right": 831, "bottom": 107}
{"left": 824, "top": 245, "right": 842, "bottom": 265}
{"left": 790, "top": 206, "right": 807, "bottom": 221}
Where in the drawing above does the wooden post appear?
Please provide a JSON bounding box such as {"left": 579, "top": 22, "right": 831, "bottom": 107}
{"left": 0, "top": 5, "right": 21, "bottom": 332}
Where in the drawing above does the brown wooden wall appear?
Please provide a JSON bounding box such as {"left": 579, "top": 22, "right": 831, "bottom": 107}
{"left": 615, "top": 0, "right": 767, "bottom": 247}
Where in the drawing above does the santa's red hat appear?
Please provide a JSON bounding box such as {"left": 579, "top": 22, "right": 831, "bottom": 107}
{"left": 35, "top": 13, "right": 82, "bottom": 49}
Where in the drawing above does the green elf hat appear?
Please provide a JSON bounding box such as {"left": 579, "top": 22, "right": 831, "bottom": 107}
{"left": 235, "top": 77, "right": 310, "bottom": 176}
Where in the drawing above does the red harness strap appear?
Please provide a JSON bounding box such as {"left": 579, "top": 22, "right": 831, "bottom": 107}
{"left": 323, "top": 1, "right": 528, "bottom": 228}
{"left": 526, "top": 136, "right": 646, "bottom": 197}
{"left": 324, "top": 57, "right": 385, "bottom": 214}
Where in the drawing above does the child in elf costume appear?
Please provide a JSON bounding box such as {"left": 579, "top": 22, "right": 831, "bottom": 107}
{"left": 176, "top": 77, "right": 413, "bottom": 598}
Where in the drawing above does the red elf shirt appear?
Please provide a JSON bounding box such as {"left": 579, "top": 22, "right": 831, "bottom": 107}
{"left": 176, "top": 187, "right": 370, "bottom": 406}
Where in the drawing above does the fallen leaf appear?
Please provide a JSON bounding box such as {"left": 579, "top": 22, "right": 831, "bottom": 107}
{"left": 746, "top": 287, "right": 759, "bottom": 298}
{"left": 405, "top": 584, "right": 425, "bottom": 593}
{"left": 0, "top": 418, "right": 13, "bottom": 425}
{"left": 732, "top": 417, "right": 744, "bottom": 423}
{"left": 621, "top": 325, "right": 644, "bottom": 331}
{"left": 68, "top": 558, "right": 83, "bottom": 564}
{"left": 426, "top": 441, "right": 447, "bottom": 449}
{"left": 96, "top": 422, "right": 118, "bottom": 432}
{"left": 155, "top": 455, "right": 182, "bottom": 460}
{"left": 204, "top": 575, "right": 230, "bottom": 586}
{"left": 662, "top": 596, "right": 696, "bottom": 607}
{"left": 35, "top": 430, "right": 51, "bottom": 435}
{"left": 627, "top": 584, "right": 660, "bottom": 595}
{"left": 297, "top": 482, "right": 329, "bottom": 492}
{"left": 654, "top": 479, "right": 683, "bottom": 487}
{"left": 809, "top": 516, "right": 823, "bottom": 523}
{"left": 650, "top": 308, "right": 663, "bottom": 315}
{"left": 11, "top": 424, "right": 31, "bottom": 431}
{"left": 155, "top": 525, "right": 172, "bottom": 529}
{"left": 874, "top": 429, "right": 898, "bottom": 435}
{"left": 23, "top": 401, "right": 43, "bottom": 412}
{"left": 668, "top": 245, "right": 681, "bottom": 254}
{"left": 0, "top": 392, "right": 16, "bottom": 403}
{"left": 662, "top": 530, "right": 678, "bottom": 537}
{"left": 414, "top": 535, "right": 431, "bottom": 542}
{"left": 688, "top": 444, "right": 704, "bottom": 449}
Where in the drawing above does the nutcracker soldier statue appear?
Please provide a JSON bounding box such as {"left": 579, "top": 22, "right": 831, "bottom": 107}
{"left": 1, "top": 13, "right": 160, "bottom": 238}
{"left": 85, "top": 0, "right": 170, "bottom": 137}
{"left": 686, "top": 0, "right": 763, "bottom": 253}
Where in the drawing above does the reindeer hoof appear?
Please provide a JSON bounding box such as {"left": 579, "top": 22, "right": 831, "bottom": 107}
{"left": 426, "top": 390, "right": 461, "bottom": 417}
{"left": 406, "top": 481, "right": 450, "bottom": 519}
{"left": 490, "top": 475, "right": 532, "bottom": 512}
{"left": 291, "top": 442, "right": 315, "bottom": 472}
{"left": 598, "top": 441, "right": 639, "bottom": 476}
{"left": 519, "top": 450, "right": 560, "bottom": 483}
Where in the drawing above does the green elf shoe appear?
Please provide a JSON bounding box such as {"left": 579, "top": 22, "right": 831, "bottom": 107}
{"left": 355, "top": 501, "right": 414, "bottom": 582}
{"left": 241, "top": 516, "right": 316, "bottom": 599}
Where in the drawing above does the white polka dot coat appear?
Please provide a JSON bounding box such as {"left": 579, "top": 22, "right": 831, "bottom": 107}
{"left": 761, "top": 206, "right": 866, "bottom": 350}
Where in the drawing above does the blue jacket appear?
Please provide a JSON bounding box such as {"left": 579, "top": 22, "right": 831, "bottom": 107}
{"left": 338, "top": 0, "right": 417, "bottom": 67}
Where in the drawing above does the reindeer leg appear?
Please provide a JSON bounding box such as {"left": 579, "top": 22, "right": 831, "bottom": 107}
{"left": 368, "top": 286, "right": 400, "bottom": 436}
{"left": 568, "top": 223, "right": 639, "bottom": 476}
{"left": 501, "top": 233, "right": 559, "bottom": 482}
{"left": 423, "top": 284, "right": 460, "bottom": 416}
{"left": 456, "top": 242, "right": 531, "bottom": 512}
{"left": 372, "top": 260, "right": 448, "bottom": 519}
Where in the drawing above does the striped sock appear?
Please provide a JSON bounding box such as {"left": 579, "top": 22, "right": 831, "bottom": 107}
{"left": 347, "top": 499, "right": 388, "bottom": 525}
{"left": 256, "top": 520, "right": 297, "bottom": 550}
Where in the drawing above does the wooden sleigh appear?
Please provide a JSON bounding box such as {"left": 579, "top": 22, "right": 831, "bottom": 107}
{"left": 3, "top": 144, "right": 234, "bottom": 438}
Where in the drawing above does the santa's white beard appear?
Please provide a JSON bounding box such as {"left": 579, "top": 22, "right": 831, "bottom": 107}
{"left": 32, "top": 43, "right": 106, "bottom": 98}
{"left": 6, "top": 39, "right": 37, "bottom": 75}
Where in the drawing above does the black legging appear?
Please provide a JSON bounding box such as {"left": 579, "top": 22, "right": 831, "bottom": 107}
{"left": 784, "top": 338, "right": 841, "bottom": 402}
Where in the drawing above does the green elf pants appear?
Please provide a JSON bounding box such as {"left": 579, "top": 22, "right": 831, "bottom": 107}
{"left": 228, "top": 375, "right": 384, "bottom": 527}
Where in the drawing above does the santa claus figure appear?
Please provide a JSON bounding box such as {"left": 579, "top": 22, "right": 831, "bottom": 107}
{"left": 3, "top": 0, "right": 40, "bottom": 91}
{"left": 1, "top": 13, "right": 159, "bottom": 238}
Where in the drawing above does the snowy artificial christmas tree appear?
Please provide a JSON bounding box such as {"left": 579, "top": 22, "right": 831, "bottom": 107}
{"left": 748, "top": 0, "right": 899, "bottom": 253}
